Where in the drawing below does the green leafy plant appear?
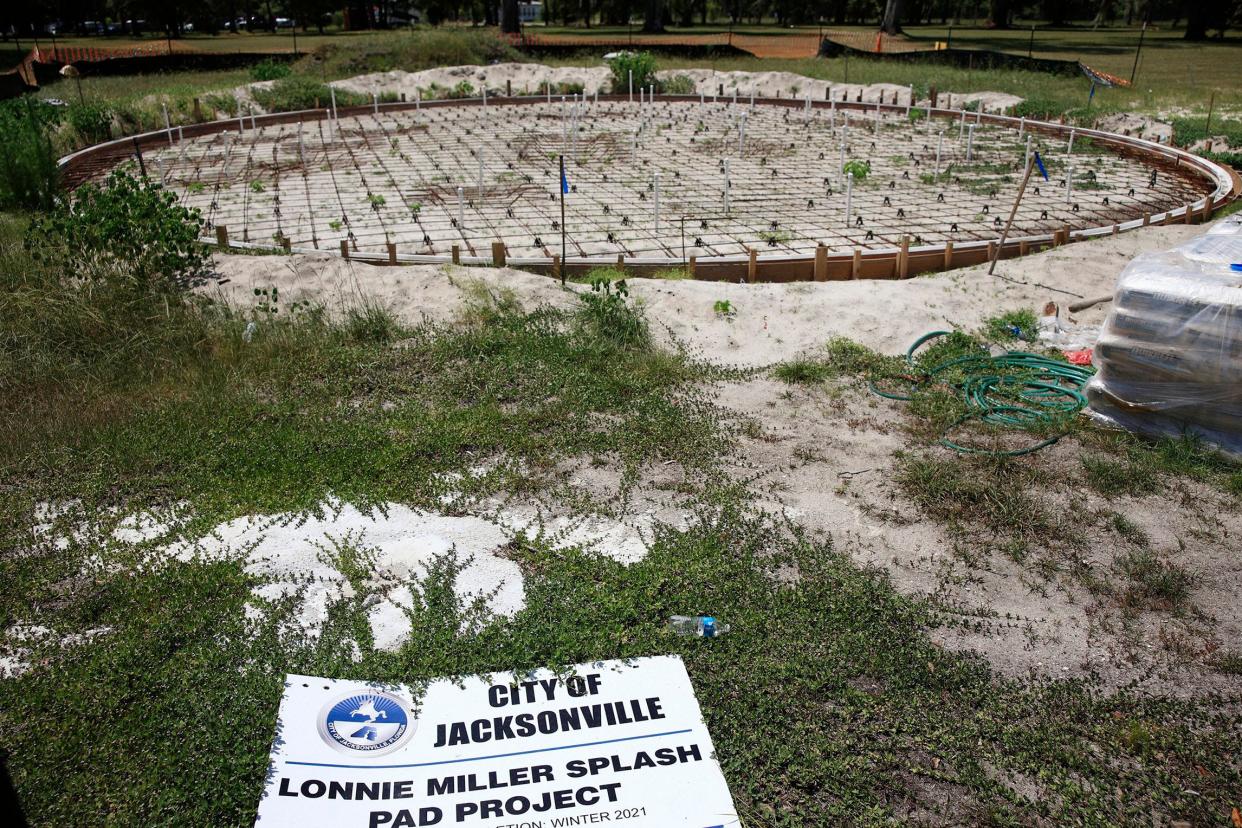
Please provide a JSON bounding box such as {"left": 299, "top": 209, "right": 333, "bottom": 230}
{"left": 249, "top": 59, "right": 292, "bottom": 82}
{"left": 451, "top": 80, "right": 475, "bottom": 98}
{"left": 249, "top": 180, "right": 265, "bottom": 193}
{"left": 0, "top": 98, "right": 60, "bottom": 210}
{"left": 659, "top": 74, "right": 696, "bottom": 95}
{"left": 713, "top": 299, "right": 735, "bottom": 318}
{"left": 608, "top": 51, "right": 658, "bottom": 94}
{"left": 250, "top": 77, "right": 366, "bottom": 113}
{"left": 67, "top": 101, "right": 114, "bottom": 144}
{"left": 842, "top": 159, "right": 871, "bottom": 180}
{"left": 576, "top": 277, "right": 649, "bottom": 350}
{"left": 26, "top": 167, "right": 208, "bottom": 291}
{"left": 367, "top": 193, "right": 386, "bottom": 208}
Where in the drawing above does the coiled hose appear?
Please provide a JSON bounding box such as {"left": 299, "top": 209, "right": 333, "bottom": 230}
{"left": 869, "top": 330, "right": 1095, "bottom": 456}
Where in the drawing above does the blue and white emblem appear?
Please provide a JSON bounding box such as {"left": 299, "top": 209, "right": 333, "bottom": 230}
{"left": 317, "top": 690, "right": 415, "bottom": 756}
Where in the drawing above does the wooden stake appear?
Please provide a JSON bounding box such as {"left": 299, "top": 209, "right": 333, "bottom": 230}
{"left": 387, "top": 242, "right": 397, "bottom": 264}
{"left": 899, "top": 236, "right": 910, "bottom": 278}
{"left": 943, "top": 241, "right": 953, "bottom": 271}
{"left": 340, "top": 240, "right": 349, "bottom": 260}
{"left": 747, "top": 248, "right": 757, "bottom": 282}
{"left": 452, "top": 244, "right": 461, "bottom": 264}
{"left": 814, "top": 243, "right": 827, "bottom": 281}
{"left": 216, "top": 225, "right": 229, "bottom": 247}
{"left": 852, "top": 248, "right": 862, "bottom": 279}
{"left": 491, "top": 240, "right": 506, "bottom": 267}
{"left": 988, "top": 153, "right": 1037, "bottom": 276}
{"left": 688, "top": 255, "right": 697, "bottom": 277}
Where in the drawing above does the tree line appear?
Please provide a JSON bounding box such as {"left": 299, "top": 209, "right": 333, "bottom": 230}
{"left": 4, "top": 0, "right": 1236, "bottom": 40}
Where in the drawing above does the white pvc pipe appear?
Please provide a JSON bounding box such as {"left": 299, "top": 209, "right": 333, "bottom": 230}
{"left": 967, "top": 123, "right": 976, "bottom": 161}
{"left": 330, "top": 87, "right": 337, "bottom": 121}
{"left": 844, "top": 171, "right": 853, "bottom": 228}
{"left": 1067, "top": 162, "right": 1074, "bottom": 203}
{"left": 628, "top": 70, "right": 633, "bottom": 103}
{"left": 457, "top": 185, "right": 465, "bottom": 229}
{"left": 723, "top": 158, "right": 731, "bottom": 214}
{"left": 936, "top": 130, "right": 944, "bottom": 176}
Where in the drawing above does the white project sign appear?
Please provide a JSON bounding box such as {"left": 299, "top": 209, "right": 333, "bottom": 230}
{"left": 256, "top": 656, "right": 738, "bottom": 827}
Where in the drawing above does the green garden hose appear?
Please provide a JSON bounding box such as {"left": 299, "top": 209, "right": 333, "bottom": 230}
{"left": 869, "top": 330, "right": 1095, "bottom": 456}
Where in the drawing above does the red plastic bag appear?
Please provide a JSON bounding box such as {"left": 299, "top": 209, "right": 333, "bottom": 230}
{"left": 1064, "top": 348, "right": 1093, "bottom": 366}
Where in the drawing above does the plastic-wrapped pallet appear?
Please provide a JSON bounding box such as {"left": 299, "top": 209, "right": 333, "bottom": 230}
{"left": 1087, "top": 224, "right": 1242, "bottom": 458}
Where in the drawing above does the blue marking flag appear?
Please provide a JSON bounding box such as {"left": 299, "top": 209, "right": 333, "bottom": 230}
{"left": 1033, "top": 151, "right": 1048, "bottom": 181}
{"left": 561, "top": 168, "right": 569, "bottom": 195}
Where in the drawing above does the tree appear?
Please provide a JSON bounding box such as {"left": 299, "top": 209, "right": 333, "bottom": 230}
{"left": 501, "top": 0, "right": 520, "bottom": 32}
{"left": 880, "top": 0, "right": 904, "bottom": 33}
{"left": 1184, "top": 0, "right": 1230, "bottom": 40}
{"left": 643, "top": 0, "right": 664, "bottom": 32}
{"left": 988, "top": 0, "right": 1012, "bottom": 29}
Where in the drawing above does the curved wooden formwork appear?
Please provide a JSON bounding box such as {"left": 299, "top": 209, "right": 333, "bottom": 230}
{"left": 59, "top": 94, "right": 1240, "bottom": 283}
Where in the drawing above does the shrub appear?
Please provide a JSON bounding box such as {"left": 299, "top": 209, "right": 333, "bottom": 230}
{"left": 659, "top": 74, "right": 696, "bottom": 95}
{"left": 26, "top": 167, "right": 209, "bottom": 292}
{"left": 250, "top": 77, "right": 365, "bottom": 113}
{"left": 67, "top": 101, "right": 113, "bottom": 144}
{"left": 250, "top": 59, "right": 292, "bottom": 82}
{"left": 1012, "top": 98, "right": 1064, "bottom": 120}
{"left": 0, "top": 99, "right": 60, "bottom": 210}
{"left": 608, "top": 52, "right": 658, "bottom": 94}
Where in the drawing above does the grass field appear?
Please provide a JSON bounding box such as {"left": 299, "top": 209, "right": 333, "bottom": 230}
{"left": 1, "top": 202, "right": 1240, "bottom": 824}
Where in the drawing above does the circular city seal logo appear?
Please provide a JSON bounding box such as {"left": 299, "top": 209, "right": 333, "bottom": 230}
{"left": 317, "top": 690, "right": 415, "bottom": 756}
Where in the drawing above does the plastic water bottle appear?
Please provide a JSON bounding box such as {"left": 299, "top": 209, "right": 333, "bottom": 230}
{"left": 668, "top": 615, "right": 729, "bottom": 638}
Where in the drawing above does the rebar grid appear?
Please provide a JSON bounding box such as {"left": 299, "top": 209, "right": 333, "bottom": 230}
{"left": 134, "top": 99, "right": 1211, "bottom": 262}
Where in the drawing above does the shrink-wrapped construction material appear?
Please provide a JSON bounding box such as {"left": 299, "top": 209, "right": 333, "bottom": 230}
{"left": 1088, "top": 222, "right": 1242, "bottom": 457}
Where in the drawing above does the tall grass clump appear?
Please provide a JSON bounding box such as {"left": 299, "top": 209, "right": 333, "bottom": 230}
{"left": 1, "top": 170, "right": 212, "bottom": 395}
{"left": 575, "top": 277, "right": 650, "bottom": 352}
{"left": 0, "top": 99, "right": 60, "bottom": 211}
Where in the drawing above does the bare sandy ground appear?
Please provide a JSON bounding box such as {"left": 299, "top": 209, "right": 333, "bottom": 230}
{"left": 207, "top": 220, "right": 1242, "bottom": 694}
{"left": 209, "top": 223, "right": 1204, "bottom": 363}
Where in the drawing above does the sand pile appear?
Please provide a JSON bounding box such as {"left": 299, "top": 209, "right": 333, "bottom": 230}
{"left": 207, "top": 222, "right": 1207, "bottom": 367}
{"left": 234, "top": 63, "right": 1022, "bottom": 114}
